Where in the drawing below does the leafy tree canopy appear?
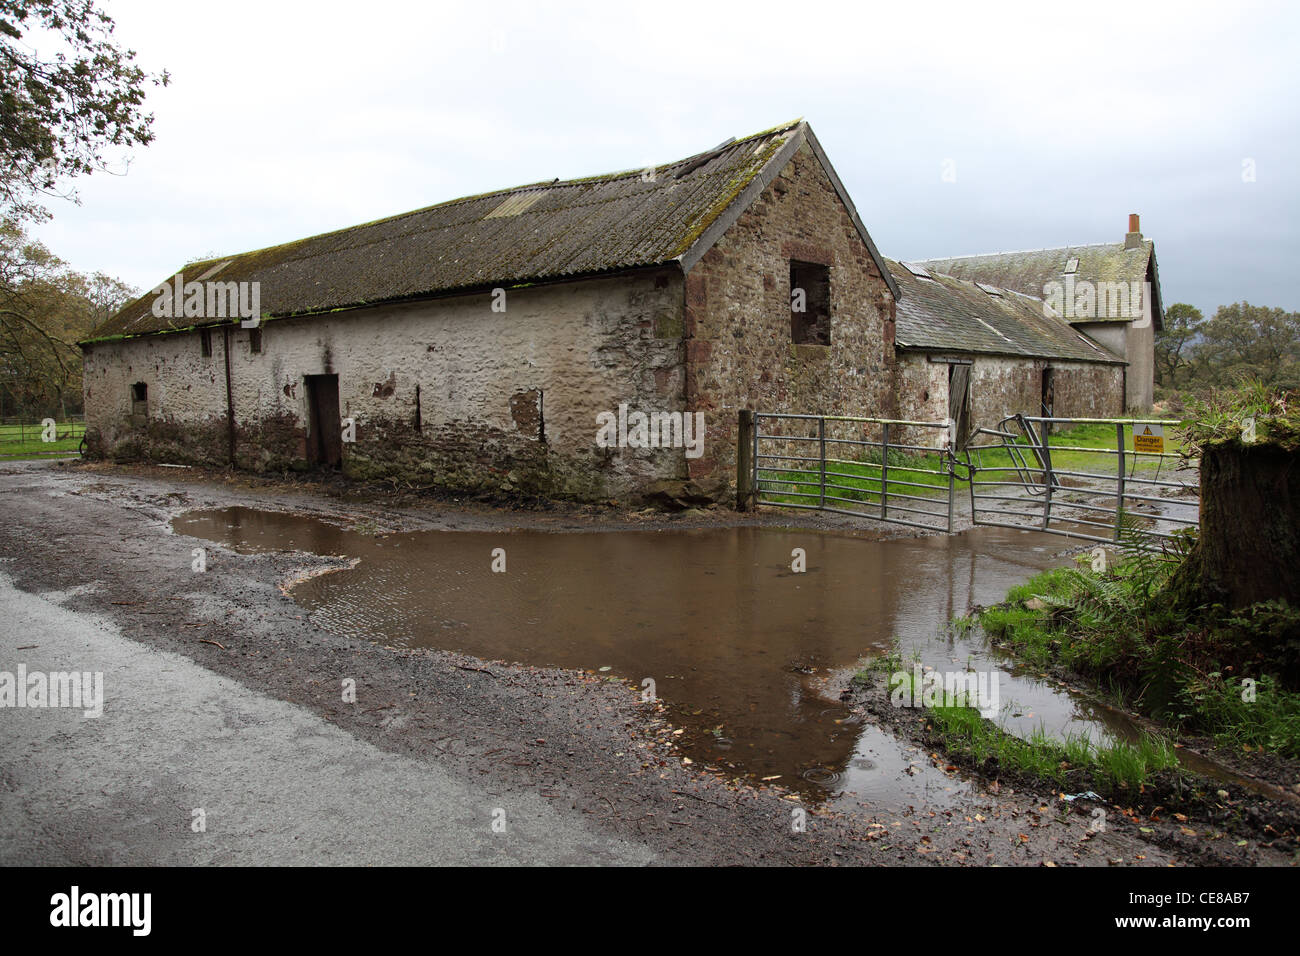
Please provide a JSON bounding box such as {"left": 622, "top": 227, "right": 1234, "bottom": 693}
{"left": 1154, "top": 302, "right": 1203, "bottom": 387}
{"left": 1197, "top": 302, "right": 1300, "bottom": 389}
{"left": 1, "top": 0, "right": 168, "bottom": 223}
{"left": 0, "top": 218, "right": 135, "bottom": 417}
{"left": 1158, "top": 301, "right": 1300, "bottom": 392}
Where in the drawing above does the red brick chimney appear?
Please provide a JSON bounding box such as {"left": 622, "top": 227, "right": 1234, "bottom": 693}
{"left": 1125, "top": 212, "right": 1143, "bottom": 249}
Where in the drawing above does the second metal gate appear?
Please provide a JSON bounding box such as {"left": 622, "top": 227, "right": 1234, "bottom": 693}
{"left": 964, "top": 415, "right": 1199, "bottom": 545}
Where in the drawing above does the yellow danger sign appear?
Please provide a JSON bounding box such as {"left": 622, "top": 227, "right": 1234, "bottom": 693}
{"left": 1132, "top": 423, "right": 1165, "bottom": 454}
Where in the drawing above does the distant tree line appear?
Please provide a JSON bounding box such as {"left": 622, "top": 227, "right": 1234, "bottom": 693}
{"left": 1155, "top": 301, "right": 1300, "bottom": 393}
{"left": 1, "top": 0, "right": 165, "bottom": 420}
{"left": 0, "top": 220, "right": 137, "bottom": 419}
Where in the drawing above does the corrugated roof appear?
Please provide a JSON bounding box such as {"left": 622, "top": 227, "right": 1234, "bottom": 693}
{"left": 916, "top": 240, "right": 1162, "bottom": 327}
{"left": 92, "top": 120, "right": 899, "bottom": 342}
{"left": 888, "top": 259, "right": 1124, "bottom": 364}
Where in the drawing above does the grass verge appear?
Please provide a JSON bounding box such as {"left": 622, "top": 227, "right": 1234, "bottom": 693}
{"left": 979, "top": 546, "right": 1300, "bottom": 760}
{"left": 853, "top": 656, "right": 1181, "bottom": 792}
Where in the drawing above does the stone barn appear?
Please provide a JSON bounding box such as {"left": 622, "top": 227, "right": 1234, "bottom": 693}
{"left": 81, "top": 120, "right": 1159, "bottom": 504}
{"left": 82, "top": 120, "right": 904, "bottom": 502}
{"left": 917, "top": 215, "right": 1163, "bottom": 411}
{"left": 887, "top": 259, "right": 1127, "bottom": 448}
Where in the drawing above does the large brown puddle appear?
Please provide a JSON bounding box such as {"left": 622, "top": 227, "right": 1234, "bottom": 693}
{"left": 174, "top": 508, "right": 1101, "bottom": 802}
{"left": 172, "top": 508, "right": 1180, "bottom": 805}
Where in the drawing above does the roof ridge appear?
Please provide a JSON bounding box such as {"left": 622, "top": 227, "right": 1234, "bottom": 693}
{"left": 916, "top": 241, "right": 1135, "bottom": 262}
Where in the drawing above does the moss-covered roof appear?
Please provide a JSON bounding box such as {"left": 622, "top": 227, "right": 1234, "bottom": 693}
{"left": 917, "top": 240, "right": 1163, "bottom": 329}
{"left": 889, "top": 260, "right": 1125, "bottom": 364}
{"left": 88, "top": 121, "right": 819, "bottom": 342}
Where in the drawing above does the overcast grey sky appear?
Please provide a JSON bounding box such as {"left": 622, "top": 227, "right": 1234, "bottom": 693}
{"left": 31, "top": 0, "right": 1300, "bottom": 317}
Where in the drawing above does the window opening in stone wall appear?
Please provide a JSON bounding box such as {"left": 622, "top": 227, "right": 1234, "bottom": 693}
{"left": 790, "top": 260, "right": 830, "bottom": 345}
{"left": 130, "top": 382, "right": 148, "bottom": 422}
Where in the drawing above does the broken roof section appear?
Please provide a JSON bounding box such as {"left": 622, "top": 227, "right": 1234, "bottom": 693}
{"left": 87, "top": 120, "right": 898, "bottom": 342}
{"left": 887, "top": 259, "right": 1124, "bottom": 364}
{"left": 916, "top": 238, "right": 1162, "bottom": 329}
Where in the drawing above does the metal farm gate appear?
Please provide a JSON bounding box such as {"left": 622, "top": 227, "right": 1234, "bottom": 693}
{"left": 962, "top": 414, "right": 1199, "bottom": 545}
{"left": 744, "top": 412, "right": 958, "bottom": 532}
{"left": 739, "top": 410, "right": 1200, "bottom": 545}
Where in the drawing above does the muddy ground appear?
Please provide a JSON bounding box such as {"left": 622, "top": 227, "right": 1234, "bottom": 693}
{"left": 0, "top": 458, "right": 1289, "bottom": 866}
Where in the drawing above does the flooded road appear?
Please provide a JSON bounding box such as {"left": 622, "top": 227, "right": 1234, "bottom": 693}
{"left": 173, "top": 508, "right": 1131, "bottom": 803}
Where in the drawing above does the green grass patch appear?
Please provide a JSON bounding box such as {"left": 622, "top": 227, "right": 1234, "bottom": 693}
{"left": 852, "top": 651, "right": 902, "bottom": 682}
{"left": 876, "top": 665, "right": 1180, "bottom": 790}
{"left": 927, "top": 693, "right": 1179, "bottom": 790}
{"left": 758, "top": 421, "right": 1186, "bottom": 507}
{"left": 0, "top": 421, "right": 85, "bottom": 459}
{"left": 978, "top": 548, "right": 1300, "bottom": 759}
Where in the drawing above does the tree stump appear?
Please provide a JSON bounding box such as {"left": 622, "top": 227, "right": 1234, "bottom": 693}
{"left": 1169, "top": 441, "right": 1300, "bottom": 608}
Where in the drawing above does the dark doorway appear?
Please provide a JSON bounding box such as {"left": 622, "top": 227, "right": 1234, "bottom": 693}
{"left": 1040, "top": 366, "right": 1056, "bottom": 437}
{"left": 1040, "top": 366, "right": 1055, "bottom": 418}
{"left": 948, "top": 363, "right": 971, "bottom": 450}
{"left": 304, "top": 374, "right": 342, "bottom": 466}
{"left": 129, "top": 382, "right": 149, "bottom": 428}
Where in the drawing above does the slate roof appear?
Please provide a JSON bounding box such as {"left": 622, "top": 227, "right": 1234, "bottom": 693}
{"left": 888, "top": 260, "right": 1124, "bottom": 364}
{"left": 916, "top": 240, "right": 1162, "bottom": 328}
{"left": 86, "top": 120, "right": 898, "bottom": 342}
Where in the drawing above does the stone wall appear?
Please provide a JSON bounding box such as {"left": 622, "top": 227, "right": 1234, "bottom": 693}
{"left": 1050, "top": 359, "right": 1126, "bottom": 421}
{"left": 895, "top": 353, "right": 1126, "bottom": 440}
{"left": 83, "top": 269, "right": 686, "bottom": 500}
{"left": 682, "top": 141, "right": 897, "bottom": 492}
